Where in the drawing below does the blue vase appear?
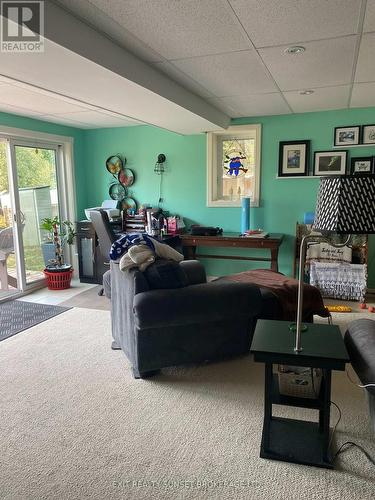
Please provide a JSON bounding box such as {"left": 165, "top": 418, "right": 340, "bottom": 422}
{"left": 241, "top": 197, "right": 251, "bottom": 234}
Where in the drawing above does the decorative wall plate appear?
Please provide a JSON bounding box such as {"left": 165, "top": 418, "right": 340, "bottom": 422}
{"left": 106, "top": 155, "right": 125, "bottom": 175}
{"left": 118, "top": 168, "right": 135, "bottom": 187}
{"left": 122, "top": 197, "right": 137, "bottom": 211}
{"left": 109, "top": 183, "right": 126, "bottom": 201}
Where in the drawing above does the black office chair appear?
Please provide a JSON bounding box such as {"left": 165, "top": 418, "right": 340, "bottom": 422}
{"left": 90, "top": 210, "right": 118, "bottom": 295}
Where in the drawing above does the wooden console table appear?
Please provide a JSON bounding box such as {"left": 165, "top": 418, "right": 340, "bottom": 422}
{"left": 180, "top": 233, "right": 284, "bottom": 272}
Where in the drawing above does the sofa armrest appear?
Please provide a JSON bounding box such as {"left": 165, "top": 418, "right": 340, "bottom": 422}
{"left": 179, "top": 260, "right": 207, "bottom": 285}
{"left": 345, "top": 319, "right": 375, "bottom": 396}
{"left": 133, "top": 281, "right": 261, "bottom": 329}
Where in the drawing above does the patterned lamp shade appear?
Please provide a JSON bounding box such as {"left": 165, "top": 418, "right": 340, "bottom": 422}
{"left": 313, "top": 175, "right": 375, "bottom": 234}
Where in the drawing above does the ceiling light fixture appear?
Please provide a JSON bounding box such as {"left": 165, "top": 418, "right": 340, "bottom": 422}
{"left": 299, "top": 90, "right": 314, "bottom": 95}
{"left": 284, "top": 46, "right": 306, "bottom": 54}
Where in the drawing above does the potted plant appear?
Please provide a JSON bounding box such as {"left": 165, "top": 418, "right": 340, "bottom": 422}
{"left": 40, "top": 217, "right": 76, "bottom": 289}
{"left": 40, "top": 216, "right": 59, "bottom": 267}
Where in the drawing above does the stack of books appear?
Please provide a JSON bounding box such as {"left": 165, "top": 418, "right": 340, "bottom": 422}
{"left": 242, "top": 229, "right": 269, "bottom": 238}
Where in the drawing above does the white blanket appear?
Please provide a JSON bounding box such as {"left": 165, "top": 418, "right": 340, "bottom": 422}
{"left": 119, "top": 238, "right": 184, "bottom": 272}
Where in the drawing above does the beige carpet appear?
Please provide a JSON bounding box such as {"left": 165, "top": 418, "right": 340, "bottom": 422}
{"left": 0, "top": 308, "right": 374, "bottom": 500}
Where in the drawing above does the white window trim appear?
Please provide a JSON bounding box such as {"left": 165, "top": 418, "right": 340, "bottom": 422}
{"left": 207, "top": 124, "right": 261, "bottom": 207}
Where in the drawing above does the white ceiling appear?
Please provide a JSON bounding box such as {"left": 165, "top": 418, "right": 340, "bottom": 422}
{"left": 0, "top": 0, "right": 374, "bottom": 132}
{"left": 53, "top": 0, "right": 375, "bottom": 117}
{"left": 0, "top": 77, "right": 141, "bottom": 128}
{"left": 0, "top": 2, "right": 229, "bottom": 134}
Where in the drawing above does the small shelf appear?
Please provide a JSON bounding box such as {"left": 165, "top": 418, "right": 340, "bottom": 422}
{"left": 275, "top": 176, "right": 318, "bottom": 180}
{"left": 261, "top": 417, "right": 333, "bottom": 469}
{"left": 332, "top": 144, "right": 375, "bottom": 149}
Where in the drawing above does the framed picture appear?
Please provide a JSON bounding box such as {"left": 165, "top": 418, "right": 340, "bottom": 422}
{"left": 314, "top": 151, "right": 347, "bottom": 176}
{"left": 278, "top": 140, "right": 310, "bottom": 177}
{"left": 362, "top": 124, "right": 375, "bottom": 145}
{"left": 350, "top": 156, "right": 375, "bottom": 175}
{"left": 334, "top": 126, "right": 360, "bottom": 146}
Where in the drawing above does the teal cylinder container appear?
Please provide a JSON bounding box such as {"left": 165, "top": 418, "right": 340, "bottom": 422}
{"left": 241, "top": 197, "right": 250, "bottom": 234}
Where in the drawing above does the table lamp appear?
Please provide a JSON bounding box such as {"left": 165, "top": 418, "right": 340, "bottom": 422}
{"left": 293, "top": 174, "right": 375, "bottom": 352}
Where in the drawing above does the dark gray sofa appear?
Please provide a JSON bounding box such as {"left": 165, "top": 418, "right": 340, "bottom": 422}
{"left": 345, "top": 319, "right": 375, "bottom": 433}
{"left": 106, "top": 259, "right": 262, "bottom": 378}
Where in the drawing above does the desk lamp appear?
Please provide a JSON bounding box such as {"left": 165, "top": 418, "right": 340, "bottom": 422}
{"left": 293, "top": 174, "right": 375, "bottom": 352}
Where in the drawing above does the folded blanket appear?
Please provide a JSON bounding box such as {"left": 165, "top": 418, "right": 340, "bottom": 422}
{"left": 110, "top": 233, "right": 155, "bottom": 260}
{"left": 217, "top": 269, "right": 329, "bottom": 321}
{"left": 120, "top": 245, "right": 155, "bottom": 272}
{"left": 115, "top": 233, "right": 184, "bottom": 272}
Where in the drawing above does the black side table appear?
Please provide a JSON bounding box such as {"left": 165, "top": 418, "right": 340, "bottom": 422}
{"left": 251, "top": 319, "right": 349, "bottom": 469}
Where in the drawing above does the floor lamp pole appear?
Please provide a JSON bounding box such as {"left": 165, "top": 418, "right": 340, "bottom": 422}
{"left": 295, "top": 234, "right": 309, "bottom": 352}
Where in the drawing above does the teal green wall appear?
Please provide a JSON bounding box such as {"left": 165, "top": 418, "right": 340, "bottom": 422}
{"left": 83, "top": 107, "right": 375, "bottom": 286}
{"left": 0, "top": 112, "right": 86, "bottom": 217}
{"left": 2, "top": 107, "right": 375, "bottom": 286}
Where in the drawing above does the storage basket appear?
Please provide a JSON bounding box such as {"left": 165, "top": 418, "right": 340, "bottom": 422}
{"left": 43, "top": 268, "right": 73, "bottom": 290}
{"left": 278, "top": 365, "right": 322, "bottom": 399}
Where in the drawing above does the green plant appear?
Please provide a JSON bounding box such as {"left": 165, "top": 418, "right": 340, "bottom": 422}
{"left": 40, "top": 216, "right": 59, "bottom": 242}
{"left": 40, "top": 217, "right": 76, "bottom": 268}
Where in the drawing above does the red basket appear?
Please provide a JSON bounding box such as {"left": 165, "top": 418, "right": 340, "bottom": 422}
{"left": 43, "top": 269, "right": 73, "bottom": 290}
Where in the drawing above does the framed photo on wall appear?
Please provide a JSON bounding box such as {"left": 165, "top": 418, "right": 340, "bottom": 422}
{"left": 278, "top": 140, "right": 310, "bottom": 177}
{"left": 362, "top": 124, "right": 375, "bottom": 145}
{"left": 350, "top": 156, "right": 375, "bottom": 175}
{"left": 334, "top": 126, "right": 360, "bottom": 146}
{"left": 314, "top": 151, "right": 347, "bottom": 176}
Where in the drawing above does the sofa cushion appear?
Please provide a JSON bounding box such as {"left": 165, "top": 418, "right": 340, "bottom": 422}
{"left": 144, "top": 260, "right": 189, "bottom": 290}
{"left": 134, "top": 281, "right": 262, "bottom": 329}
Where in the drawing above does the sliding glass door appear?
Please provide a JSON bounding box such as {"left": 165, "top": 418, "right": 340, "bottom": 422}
{"left": 2, "top": 139, "right": 63, "bottom": 292}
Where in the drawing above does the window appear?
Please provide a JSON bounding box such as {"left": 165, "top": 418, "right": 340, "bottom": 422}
{"left": 207, "top": 124, "right": 261, "bottom": 207}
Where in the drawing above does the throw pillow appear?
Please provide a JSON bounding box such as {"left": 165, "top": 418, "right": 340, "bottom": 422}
{"left": 144, "top": 260, "right": 188, "bottom": 289}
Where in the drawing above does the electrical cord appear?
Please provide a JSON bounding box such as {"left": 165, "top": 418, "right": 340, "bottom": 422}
{"left": 346, "top": 366, "right": 375, "bottom": 389}
{"left": 328, "top": 400, "right": 375, "bottom": 467}
{"left": 310, "top": 370, "right": 375, "bottom": 466}
{"left": 329, "top": 400, "right": 342, "bottom": 449}
{"left": 333, "top": 441, "right": 375, "bottom": 466}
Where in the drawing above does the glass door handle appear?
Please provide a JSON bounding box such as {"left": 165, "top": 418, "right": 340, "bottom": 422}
{"left": 13, "top": 211, "right": 25, "bottom": 224}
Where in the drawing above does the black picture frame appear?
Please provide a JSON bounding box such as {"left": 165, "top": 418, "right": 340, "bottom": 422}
{"left": 334, "top": 125, "right": 360, "bottom": 146}
{"left": 361, "top": 124, "right": 375, "bottom": 145}
{"left": 313, "top": 151, "right": 347, "bottom": 176}
{"left": 350, "top": 156, "right": 375, "bottom": 175}
{"left": 278, "top": 140, "right": 310, "bottom": 177}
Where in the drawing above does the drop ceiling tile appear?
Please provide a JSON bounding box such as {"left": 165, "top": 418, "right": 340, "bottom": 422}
{"left": 259, "top": 37, "right": 357, "bottom": 91}
{"left": 364, "top": 0, "right": 375, "bottom": 32}
{"left": 0, "top": 84, "right": 89, "bottom": 114}
{"left": 355, "top": 33, "right": 375, "bottom": 82}
{"left": 172, "top": 51, "right": 277, "bottom": 98}
{"left": 351, "top": 82, "right": 375, "bottom": 108}
{"left": 206, "top": 97, "right": 239, "bottom": 116}
{"left": 284, "top": 85, "right": 350, "bottom": 113}
{"left": 213, "top": 93, "right": 291, "bottom": 117}
{"left": 55, "top": 0, "right": 164, "bottom": 62}
{"left": 229, "top": 0, "right": 361, "bottom": 48}
{"left": 153, "top": 62, "right": 214, "bottom": 98}
{"left": 85, "top": 0, "right": 250, "bottom": 59}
